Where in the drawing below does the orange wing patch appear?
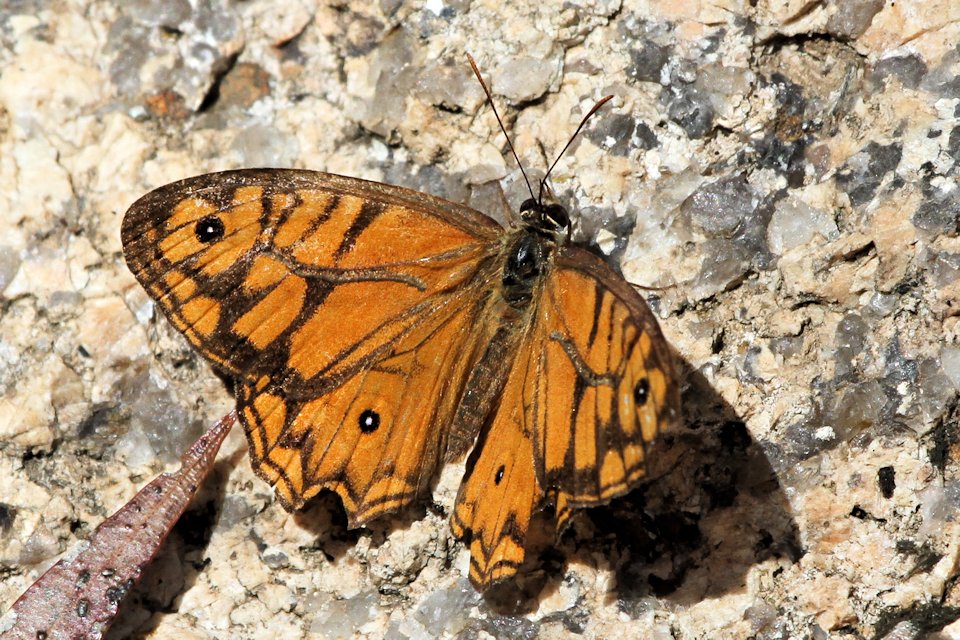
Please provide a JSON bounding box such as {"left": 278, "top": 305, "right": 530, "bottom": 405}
{"left": 243, "top": 254, "right": 288, "bottom": 291}
{"left": 232, "top": 275, "right": 307, "bottom": 350}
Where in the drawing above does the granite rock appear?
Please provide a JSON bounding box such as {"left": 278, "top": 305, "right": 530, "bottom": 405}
{"left": 1, "top": 1, "right": 959, "bottom": 639}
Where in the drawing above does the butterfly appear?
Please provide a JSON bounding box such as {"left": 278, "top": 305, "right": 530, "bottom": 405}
{"left": 121, "top": 59, "right": 680, "bottom": 589}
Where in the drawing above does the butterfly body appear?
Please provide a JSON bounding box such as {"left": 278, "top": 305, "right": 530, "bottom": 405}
{"left": 122, "top": 168, "right": 679, "bottom": 588}
{"left": 501, "top": 229, "right": 553, "bottom": 311}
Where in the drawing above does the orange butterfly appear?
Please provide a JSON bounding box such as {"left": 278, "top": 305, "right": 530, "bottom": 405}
{"left": 121, "top": 59, "right": 680, "bottom": 588}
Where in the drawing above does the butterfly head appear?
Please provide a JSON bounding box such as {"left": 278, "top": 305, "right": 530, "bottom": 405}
{"left": 466, "top": 54, "right": 612, "bottom": 243}
{"left": 519, "top": 195, "right": 570, "bottom": 237}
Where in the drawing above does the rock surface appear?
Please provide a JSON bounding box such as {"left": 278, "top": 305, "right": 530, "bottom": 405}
{"left": 1, "top": 1, "right": 959, "bottom": 638}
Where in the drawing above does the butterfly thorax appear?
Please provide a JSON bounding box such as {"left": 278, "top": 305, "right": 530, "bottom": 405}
{"left": 501, "top": 198, "right": 570, "bottom": 309}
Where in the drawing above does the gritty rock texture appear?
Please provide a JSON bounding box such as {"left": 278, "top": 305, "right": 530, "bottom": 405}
{"left": 1, "top": 1, "right": 959, "bottom": 639}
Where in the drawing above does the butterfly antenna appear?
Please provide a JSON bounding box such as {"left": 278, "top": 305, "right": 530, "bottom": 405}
{"left": 539, "top": 94, "right": 614, "bottom": 202}
{"left": 467, "top": 53, "right": 536, "bottom": 202}
{"left": 628, "top": 280, "right": 678, "bottom": 292}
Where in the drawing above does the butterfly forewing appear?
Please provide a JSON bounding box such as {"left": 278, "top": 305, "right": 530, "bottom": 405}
{"left": 122, "top": 169, "right": 500, "bottom": 380}
{"left": 541, "top": 247, "right": 680, "bottom": 528}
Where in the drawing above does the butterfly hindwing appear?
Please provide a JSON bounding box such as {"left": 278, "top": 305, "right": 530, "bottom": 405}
{"left": 239, "top": 295, "right": 495, "bottom": 521}
{"left": 450, "top": 327, "right": 543, "bottom": 587}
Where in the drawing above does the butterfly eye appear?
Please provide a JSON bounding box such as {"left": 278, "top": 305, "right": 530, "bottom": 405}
{"left": 633, "top": 378, "right": 650, "bottom": 406}
{"left": 195, "top": 216, "right": 225, "bottom": 244}
{"left": 544, "top": 204, "right": 570, "bottom": 230}
{"left": 494, "top": 465, "right": 505, "bottom": 485}
{"left": 519, "top": 198, "right": 538, "bottom": 214}
{"left": 358, "top": 409, "right": 381, "bottom": 433}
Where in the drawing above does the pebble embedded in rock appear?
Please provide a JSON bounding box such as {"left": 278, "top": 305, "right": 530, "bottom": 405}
{"left": 682, "top": 175, "right": 760, "bottom": 238}
{"left": 492, "top": 55, "right": 559, "bottom": 104}
{"left": 767, "top": 196, "right": 838, "bottom": 255}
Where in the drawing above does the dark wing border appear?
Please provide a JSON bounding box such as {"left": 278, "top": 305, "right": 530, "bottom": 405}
{"left": 122, "top": 168, "right": 503, "bottom": 244}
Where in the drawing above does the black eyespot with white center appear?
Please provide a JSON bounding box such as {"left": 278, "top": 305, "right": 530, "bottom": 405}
{"left": 494, "top": 465, "right": 505, "bottom": 485}
{"left": 195, "top": 215, "right": 225, "bottom": 243}
{"left": 358, "top": 409, "right": 380, "bottom": 433}
{"left": 633, "top": 378, "right": 650, "bottom": 406}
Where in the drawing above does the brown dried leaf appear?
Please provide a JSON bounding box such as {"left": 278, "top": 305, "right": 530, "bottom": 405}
{"left": 1, "top": 411, "right": 236, "bottom": 640}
